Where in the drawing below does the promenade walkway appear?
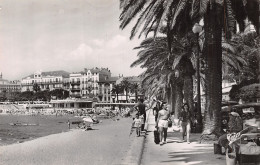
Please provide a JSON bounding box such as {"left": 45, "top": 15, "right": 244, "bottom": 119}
{"left": 141, "top": 109, "right": 226, "bottom": 165}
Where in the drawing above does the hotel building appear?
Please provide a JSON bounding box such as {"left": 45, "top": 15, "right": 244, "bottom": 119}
{"left": 69, "top": 67, "right": 112, "bottom": 98}
{"left": 21, "top": 70, "right": 70, "bottom": 92}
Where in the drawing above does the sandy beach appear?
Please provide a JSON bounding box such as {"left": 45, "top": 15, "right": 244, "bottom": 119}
{"left": 0, "top": 117, "right": 134, "bottom": 165}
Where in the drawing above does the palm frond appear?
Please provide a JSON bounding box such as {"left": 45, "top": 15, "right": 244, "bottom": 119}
{"left": 137, "top": 0, "right": 165, "bottom": 38}
{"left": 223, "top": 0, "right": 236, "bottom": 39}
{"left": 157, "top": 0, "right": 175, "bottom": 32}
{"left": 119, "top": 0, "right": 148, "bottom": 30}
{"left": 172, "top": 52, "right": 187, "bottom": 69}
{"left": 199, "top": 0, "right": 210, "bottom": 15}
{"left": 170, "top": 0, "right": 189, "bottom": 30}
{"left": 130, "top": 0, "right": 157, "bottom": 39}
{"left": 222, "top": 41, "right": 236, "bottom": 53}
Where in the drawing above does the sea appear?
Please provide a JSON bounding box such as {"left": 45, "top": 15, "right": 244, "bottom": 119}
{"left": 0, "top": 114, "right": 81, "bottom": 145}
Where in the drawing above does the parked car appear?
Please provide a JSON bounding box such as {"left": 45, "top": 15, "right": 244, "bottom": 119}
{"left": 221, "top": 102, "right": 260, "bottom": 132}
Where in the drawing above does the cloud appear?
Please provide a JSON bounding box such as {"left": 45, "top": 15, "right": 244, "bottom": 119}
{"left": 106, "top": 35, "right": 127, "bottom": 48}
{"left": 70, "top": 43, "right": 93, "bottom": 58}
{"left": 93, "top": 39, "right": 104, "bottom": 47}
{"left": 93, "top": 35, "right": 127, "bottom": 49}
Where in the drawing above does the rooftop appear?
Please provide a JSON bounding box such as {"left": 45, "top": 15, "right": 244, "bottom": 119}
{"left": 23, "top": 70, "right": 70, "bottom": 79}
{"left": 99, "top": 76, "right": 119, "bottom": 83}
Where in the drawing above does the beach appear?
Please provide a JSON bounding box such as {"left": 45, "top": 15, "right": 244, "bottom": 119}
{"left": 0, "top": 116, "right": 134, "bottom": 165}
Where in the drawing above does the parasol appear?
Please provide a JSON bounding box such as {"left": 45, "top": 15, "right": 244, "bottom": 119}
{"left": 83, "top": 117, "right": 93, "bottom": 123}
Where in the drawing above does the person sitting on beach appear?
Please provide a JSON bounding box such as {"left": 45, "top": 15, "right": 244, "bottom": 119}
{"left": 133, "top": 113, "right": 142, "bottom": 137}
{"left": 92, "top": 115, "right": 100, "bottom": 123}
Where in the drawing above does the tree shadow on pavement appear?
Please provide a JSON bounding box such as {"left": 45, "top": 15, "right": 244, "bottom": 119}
{"left": 161, "top": 148, "right": 225, "bottom": 165}
{"left": 158, "top": 131, "right": 225, "bottom": 165}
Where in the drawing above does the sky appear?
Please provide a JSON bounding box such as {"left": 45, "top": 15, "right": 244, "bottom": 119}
{"left": 0, "top": 0, "right": 144, "bottom": 80}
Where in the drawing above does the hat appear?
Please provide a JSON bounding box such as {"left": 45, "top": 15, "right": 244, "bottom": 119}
{"left": 230, "top": 112, "right": 240, "bottom": 117}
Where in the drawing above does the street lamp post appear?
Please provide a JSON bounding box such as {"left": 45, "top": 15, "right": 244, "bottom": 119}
{"left": 192, "top": 23, "right": 203, "bottom": 133}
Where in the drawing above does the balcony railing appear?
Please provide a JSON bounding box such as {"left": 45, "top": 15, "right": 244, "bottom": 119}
{"left": 71, "top": 87, "right": 81, "bottom": 91}
{"left": 70, "top": 81, "right": 81, "bottom": 85}
{"left": 22, "top": 81, "right": 63, "bottom": 85}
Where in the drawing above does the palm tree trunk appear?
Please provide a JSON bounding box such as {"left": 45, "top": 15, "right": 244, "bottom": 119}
{"left": 183, "top": 74, "right": 195, "bottom": 132}
{"left": 174, "top": 81, "right": 183, "bottom": 119}
{"left": 202, "top": 2, "right": 222, "bottom": 137}
{"left": 171, "top": 83, "right": 176, "bottom": 116}
{"left": 183, "top": 74, "right": 194, "bottom": 116}
{"left": 166, "top": 86, "right": 173, "bottom": 114}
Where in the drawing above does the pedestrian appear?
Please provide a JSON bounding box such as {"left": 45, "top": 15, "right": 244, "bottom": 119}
{"left": 133, "top": 113, "right": 142, "bottom": 137}
{"left": 67, "top": 120, "right": 71, "bottom": 129}
{"left": 134, "top": 98, "right": 149, "bottom": 131}
{"left": 178, "top": 103, "right": 191, "bottom": 144}
{"left": 157, "top": 102, "right": 170, "bottom": 145}
{"left": 153, "top": 101, "right": 161, "bottom": 123}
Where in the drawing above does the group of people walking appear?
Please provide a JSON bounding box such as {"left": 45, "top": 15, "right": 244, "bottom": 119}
{"left": 153, "top": 101, "right": 192, "bottom": 145}
{"left": 133, "top": 98, "right": 193, "bottom": 145}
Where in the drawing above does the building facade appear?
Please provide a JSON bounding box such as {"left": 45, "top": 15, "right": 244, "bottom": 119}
{"left": 98, "top": 77, "right": 118, "bottom": 103}
{"left": 69, "top": 67, "right": 112, "bottom": 98}
{"left": 0, "top": 73, "right": 21, "bottom": 94}
{"left": 21, "top": 70, "right": 70, "bottom": 92}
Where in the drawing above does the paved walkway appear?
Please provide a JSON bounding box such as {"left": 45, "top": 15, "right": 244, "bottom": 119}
{"left": 141, "top": 110, "right": 226, "bottom": 165}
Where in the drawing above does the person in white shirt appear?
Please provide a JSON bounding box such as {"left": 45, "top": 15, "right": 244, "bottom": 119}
{"left": 133, "top": 113, "right": 142, "bottom": 136}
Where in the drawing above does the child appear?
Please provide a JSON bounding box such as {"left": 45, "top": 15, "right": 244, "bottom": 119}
{"left": 140, "top": 114, "right": 145, "bottom": 132}
{"left": 133, "top": 113, "right": 142, "bottom": 137}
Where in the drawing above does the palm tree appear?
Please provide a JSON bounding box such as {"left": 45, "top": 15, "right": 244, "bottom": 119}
{"left": 120, "top": 0, "right": 259, "bottom": 136}
{"left": 33, "top": 83, "right": 41, "bottom": 93}
{"left": 111, "top": 84, "right": 122, "bottom": 102}
{"left": 120, "top": 79, "right": 132, "bottom": 102}
{"left": 132, "top": 36, "right": 194, "bottom": 117}
{"left": 130, "top": 83, "right": 140, "bottom": 102}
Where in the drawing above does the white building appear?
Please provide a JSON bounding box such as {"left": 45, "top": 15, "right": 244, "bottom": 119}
{"left": 69, "top": 67, "right": 112, "bottom": 98}
{"left": 21, "top": 70, "right": 70, "bottom": 92}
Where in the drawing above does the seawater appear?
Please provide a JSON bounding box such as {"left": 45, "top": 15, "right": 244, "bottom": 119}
{"left": 0, "top": 114, "right": 79, "bottom": 145}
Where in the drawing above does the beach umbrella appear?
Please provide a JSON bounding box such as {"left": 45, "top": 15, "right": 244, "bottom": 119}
{"left": 83, "top": 117, "right": 93, "bottom": 123}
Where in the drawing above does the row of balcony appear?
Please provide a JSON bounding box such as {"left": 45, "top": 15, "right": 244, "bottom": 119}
{"left": 22, "top": 82, "right": 69, "bottom": 85}
{"left": 70, "top": 80, "right": 96, "bottom": 84}
{"left": 70, "top": 87, "right": 99, "bottom": 90}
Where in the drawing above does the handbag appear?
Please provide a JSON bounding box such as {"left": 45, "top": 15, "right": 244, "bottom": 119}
{"left": 168, "top": 118, "right": 173, "bottom": 127}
